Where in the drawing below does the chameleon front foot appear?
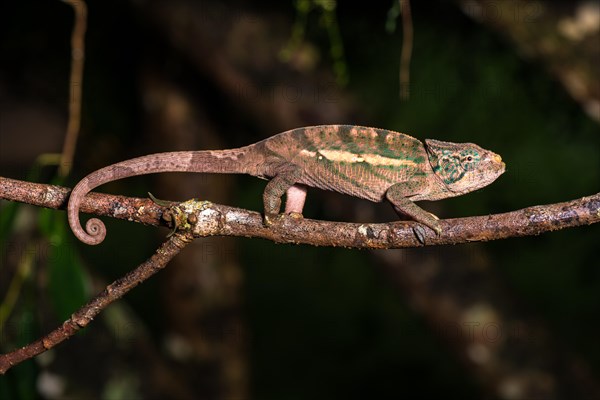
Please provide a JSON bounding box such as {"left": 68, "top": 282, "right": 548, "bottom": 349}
{"left": 412, "top": 220, "right": 442, "bottom": 244}
{"left": 422, "top": 212, "right": 442, "bottom": 235}
{"left": 387, "top": 184, "right": 443, "bottom": 238}
{"left": 416, "top": 212, "right": 442, "bottom": 238}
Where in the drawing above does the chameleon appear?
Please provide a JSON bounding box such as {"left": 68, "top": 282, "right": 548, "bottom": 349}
{"left": 67, "top": 125, "right": 505, "bottom": 245}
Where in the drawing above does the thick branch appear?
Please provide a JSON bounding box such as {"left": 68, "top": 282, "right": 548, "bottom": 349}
{"left": 174, "top": 194, "right": 599, "bottom": 248}
{"left": 0, "top": 232, "right": 192, "bottom": 375}
{"left": 1, "top": 176, "right": 598, "bottom": 248}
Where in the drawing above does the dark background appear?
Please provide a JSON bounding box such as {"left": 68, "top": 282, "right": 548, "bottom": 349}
{"left": 1, "top": 0, "right": 599, "bottom": 399}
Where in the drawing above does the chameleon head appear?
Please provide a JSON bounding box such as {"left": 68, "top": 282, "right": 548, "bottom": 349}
{"left": 424, "top": 139, "right": 505, "bottom": 195}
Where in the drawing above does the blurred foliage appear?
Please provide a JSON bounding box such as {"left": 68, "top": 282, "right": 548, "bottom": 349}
{"left": 0, "top": 155, "right": 92, "bottom": 397}
{"left": 280, "top": 0, "right": 348, "bottom": 85}
{"left": 39, "top": 207, "right": 89, "bottom": 322}
{"left": 0, "top": 265, "right": 38, "bottom": 400}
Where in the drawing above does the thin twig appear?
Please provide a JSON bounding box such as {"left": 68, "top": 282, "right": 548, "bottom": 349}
{"left": 0, "top": 232, "right": 192, "bottom": 375}
{"left": 59, "top": 0, "right": 87, "bottom": 177}
{"left": 1, "top": 176, "right": 598, "bottom": 249}
{"left": 399, "top": 0, "right": 413, "bottom": 100}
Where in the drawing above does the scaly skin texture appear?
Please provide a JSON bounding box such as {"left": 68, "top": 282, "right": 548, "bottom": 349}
{"left": 68, "top": 125, "right": 505, "bottom": 245}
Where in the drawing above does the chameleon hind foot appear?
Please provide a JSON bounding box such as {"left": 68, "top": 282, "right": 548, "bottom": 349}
{"left": 263, "top": 211, "right": 304, "bottom": 227}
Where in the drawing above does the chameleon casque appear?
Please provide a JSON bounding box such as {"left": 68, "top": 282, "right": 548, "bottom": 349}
{"left": 68, "top": 125, "right": 505, "bottom": 245}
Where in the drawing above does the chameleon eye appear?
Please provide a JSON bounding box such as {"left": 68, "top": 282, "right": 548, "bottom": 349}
{"left": 459, "top": 150, "right": 479, "bottom": 171}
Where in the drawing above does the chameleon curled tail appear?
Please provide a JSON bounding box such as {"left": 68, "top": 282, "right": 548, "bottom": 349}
{"left": 68, "top": 148, "right": 255, "bottom": 245}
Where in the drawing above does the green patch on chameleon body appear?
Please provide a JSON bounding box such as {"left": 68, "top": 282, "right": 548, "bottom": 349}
{"left": 432, "top": 148, "right": 482, "bottom": 184}
{"left": 433, "top": 155, "right": 466, "bottom": 185}
{"left": 302, "top": 126, "right": 433, "bottom": 188}
{"left": 375, "top": 146, "right": 426, "bottom": 164}
{"left": 325, "top": 127, "right": 427, "bottom": 166}
{"left": 298, "top": 131, "right": 319, "bottom": 152}
{"left": 376, "top": 133, "right": 426, "bottom": 164}
{"left": 317, "top": 150, "right": 422, "bottom": 169}
{"left": 314, "top": 149, "right": 425, "bottom": 188}
{"left": 357, "top": 162, "right": 422, "bottom": 184}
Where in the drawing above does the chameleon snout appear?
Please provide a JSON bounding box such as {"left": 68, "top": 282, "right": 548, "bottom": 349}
{"left": 488, "top": 153, "right": 505, "bottom": 172}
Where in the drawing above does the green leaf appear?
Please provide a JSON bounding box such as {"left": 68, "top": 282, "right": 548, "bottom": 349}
{"left": 0, "top": 306, "right": 38, "bottom": 400}
{"left": 38, "top": 207, "right": 55, "bottom": 238}
{"left": 385, "top": 0, "right": 400, "bottom": 33}
{"left": 0, "top": 201, "right": 19, "bottom": 268}
{"left": 46, "top": 214, "right": 89, "bottom": 322}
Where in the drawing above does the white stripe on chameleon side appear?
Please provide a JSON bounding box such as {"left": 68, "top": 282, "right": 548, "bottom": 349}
{"left": 309, "top": 149, "right": 419, "bottom": 168}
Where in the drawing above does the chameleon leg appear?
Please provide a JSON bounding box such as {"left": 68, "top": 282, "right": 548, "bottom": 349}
{"left": 263, "top": 165, "right": 303, "bottom": 225}
{"left": 284, "top": 184, "right": 307, "bottom": 214}
{"left": 386, "top": 184, "right": 442, "bottom": 234}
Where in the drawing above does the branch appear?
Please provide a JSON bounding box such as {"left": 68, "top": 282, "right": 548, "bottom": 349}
{"left": 0, "top": 176, "right": 166, "bottom": 228}
{"left": 0, "top": 176, "right": 598, "bottom": 371}
{"left": 0, "top": 232, "right": 192, "bottom": 374}
{"left": 59, "top": 0, "right": 87, "bottom": 177}
{"left": 1, "top": 176, "right": 598, "bottom": 248}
